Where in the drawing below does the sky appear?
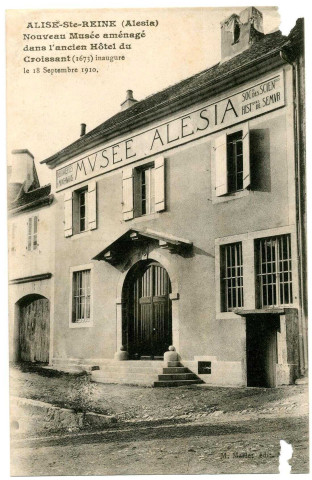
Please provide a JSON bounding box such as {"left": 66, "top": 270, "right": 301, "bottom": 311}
{"left": 6, "top": 5, "right": 282, "bottom": 186}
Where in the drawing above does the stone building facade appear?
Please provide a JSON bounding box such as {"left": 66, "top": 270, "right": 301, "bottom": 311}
{"left": 8, "top": 150, "right": 54, "bottom": 364}
{"left": 10, "top": 8, "right": 307, "bottom": 387}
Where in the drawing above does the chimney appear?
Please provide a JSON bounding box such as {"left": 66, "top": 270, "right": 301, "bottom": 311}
{"left": 9, "top": 149, "right": 35, "bottom": 193}
{"left": 80, "top": 123, "right": 87, "bottom": 137}
{"left": 220, "top": 7, "right": 264, "bottom": 62}
{"left": 120, "top": 90, "right": 138, "bottom": 111}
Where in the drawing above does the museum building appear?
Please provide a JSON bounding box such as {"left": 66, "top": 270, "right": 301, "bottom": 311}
{"left": 13, "top": 7, "right": 306, "bottom": 387}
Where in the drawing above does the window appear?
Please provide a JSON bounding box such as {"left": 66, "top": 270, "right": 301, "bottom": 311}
{"left": 221, "top": 242, "right": 243, "bottom": 311}
{"left": 27, "top": 216, "right": 38, "bottom": 251}
{"left": 227, "top": 131, "right": 243, "bottom": 193}
{"left": 139, "top": 165, "right": 155, "bottom": 215}
{"left": 72, "top": 269, "right": 91, "bottom": 323}
{"left": 256, "top": 234, "right": 293, "bottom": 307}
{"left": 64, "top": 181, "right": 97, "bottom": 237}
{"left": 10, "top": 222, "right": 17, "bottom": 253}
{"left": 78, "top": 189, "right": 87, "bottom": 232}
{"left": 122, "top": 156, "right": 165, "bottom": 220}
{"left": 233, "top": 20, "right": 240, "bottom": 44}
{"left": 215, "top": 124, "right": 250, "bottom": 197}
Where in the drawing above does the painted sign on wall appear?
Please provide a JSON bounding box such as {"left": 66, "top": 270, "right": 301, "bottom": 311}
{"left": 56, "top": 72, "right": 285, "bottom": 191}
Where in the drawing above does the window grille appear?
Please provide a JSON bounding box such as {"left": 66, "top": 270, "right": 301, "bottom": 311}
{"left": 227, "top": 131, "right": 243, "bottom": 193}
{"left": 256, "top": 234, "right": 293, "bottom": 307}
{"left": 221, "top": 242, "right": 244, "bottom": 311}
{"left": 73, "top": 269, "right": 91, "bottom": 323}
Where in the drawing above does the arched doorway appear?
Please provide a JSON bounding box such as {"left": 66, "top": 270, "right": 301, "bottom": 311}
{"left": 122, "top": 261, "right": 172, "bottom": 359}
{"left": 16, "top": 294, "right": 50, "bottom": 363}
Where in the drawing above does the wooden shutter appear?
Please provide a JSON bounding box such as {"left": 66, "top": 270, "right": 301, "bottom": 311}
{"left": 154, "top": 156, "right": 165, "bottom": 212}
{"left": 27, "top": 217, "right": 32, "bottom": 250}
{"left": 215, "top": 133, "right": 228, "bottom": 197}
{"left": 11, "top": 223, "right": 16, "bottom": 252}
{"left": 33, "top": 215, "right": 38, "bottom": 249}
{"left": 88, "top": 180, "right": 97, "bottom": 230}
{"left": 64, "top": 190, "right": 73, "bottom": 237}
{"left": 122, "top": 167, "right": 134, "bottom": 220}
{"left": 243, "top": 123, "right": 250, "bottom": 190}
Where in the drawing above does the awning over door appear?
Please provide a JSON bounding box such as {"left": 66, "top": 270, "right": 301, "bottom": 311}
{"left": 92, "top": 227, "right": 193, "bottom": 264}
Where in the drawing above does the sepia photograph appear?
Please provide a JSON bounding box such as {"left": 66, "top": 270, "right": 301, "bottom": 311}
{"left": 6, "top": 3, "right": 309, "bottom": 476}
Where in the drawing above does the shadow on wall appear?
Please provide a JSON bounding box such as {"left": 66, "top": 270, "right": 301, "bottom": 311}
{"left": 250, "top": 129, "right": 271, "bottom": 192}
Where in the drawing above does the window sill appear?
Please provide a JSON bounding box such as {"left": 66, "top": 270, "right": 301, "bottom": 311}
{"left": 216, "top": 311, "right": 242, "bottom": 320}
{"left": 212, "top": 189, "right": 250, "bottom": 205}
{"left": 71, "top": 230, "right": 92, "bottom": 239}
{"left": 130, "top": 212, "right": 161, "bottom": 224}
{"left": 69, "top": 321, "right": 93, "bottom": 329}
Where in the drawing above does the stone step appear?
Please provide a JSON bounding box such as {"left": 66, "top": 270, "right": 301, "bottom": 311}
{"left": 163, "top": 367, "right": 189, "bottom": 374}
{"left": 91, "top": 370, "right": 158, "bottom": 386}
{"left": 154, "top": 379, "right": 204, "bottom": 387}
{"left": 95, "top": 365, "right": 163, "bottom": 374}
{"left": 167, "top": 361, "right": 182, "bottom": 367}
{"left": 158, "top": 373, "right": 198, "bottom": 381}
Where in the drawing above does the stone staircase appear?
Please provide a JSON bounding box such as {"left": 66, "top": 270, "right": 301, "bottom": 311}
{"left": 154, "top": 361, "right": 204, "bottom": 387}
{"left": 48, "top": 357, "right": 204, "bottom": 387}
{"left": 90, "top": 360, "right": 163, "bottom": 386}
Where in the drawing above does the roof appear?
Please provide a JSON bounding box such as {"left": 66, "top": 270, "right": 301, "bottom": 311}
{"left": 42, "top": 20, "right": 303, "bottom": 168}
{"left": 287, "top": 18, "right": 304, "bottom": 47}
{"left": 285, "top": 18, "right": 304, "bottom": 58}
{"left": 93, "top": 227, "right": 193, "bottom": 264}
{"left": 42, "top": 29, "right": 290, "bottom": 167}
{"left": 8, "top": 184, "right": 53, "bottom": 215}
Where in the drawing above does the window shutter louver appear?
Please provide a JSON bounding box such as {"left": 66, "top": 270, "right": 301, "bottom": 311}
{"left": 64, "top": 190, "right": 73, "bottom": 237}
{"left": 27, "top": 217, "right": 32, "bottom": 250}
{"left": 154, "top": 156, "right": 165, "bottom": 212}
{"left": 88, "top": 180, "right": 97, "bottom": 230}
{"left": 33, "top": 215, "right": 38, "bottom": 249}
{"left": 122, "top": 167, "right": 134, "bottom": 220}
{"left": 215, "top": 134, "right": 228, "bottom": 197}
{"left": 243, "top": 123, "right": 250, "bottom": 190}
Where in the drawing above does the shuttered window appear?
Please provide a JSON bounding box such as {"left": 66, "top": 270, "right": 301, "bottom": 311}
{"left": 11, "top": 222, "right": 17, "bottom": 253}
{"left": 122, "top": 157, "right": 165, "bottom": 220}
{"left": 215, "top": 124, "right": 250, "bottom": 197}
{"left": 27, "top": 216, "right": 38, "bottom": 251}
{"left": 64, "top": 181, "right": 97, "bottom": 236}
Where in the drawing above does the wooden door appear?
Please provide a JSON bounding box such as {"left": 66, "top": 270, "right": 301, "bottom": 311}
{"left": 129, "top": 262, "right": 172, "bottom": 357}
{"left": 19, "top": 297, "right": 50, "bottom": 363}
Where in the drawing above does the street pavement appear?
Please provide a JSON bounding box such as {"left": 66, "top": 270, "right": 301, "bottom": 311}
{"left": 10, "top": 366, "right": 309, "bottom": 475}
{"left": 11, "top": 413, "right": 308, "bottom": 475}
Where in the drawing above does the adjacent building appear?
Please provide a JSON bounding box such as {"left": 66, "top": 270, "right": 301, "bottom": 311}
{"left": 8, "top": 150, "right": 54, "bottom": 364}
{"left": 10, "top": 7, "right": 307, "bottom": 387}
